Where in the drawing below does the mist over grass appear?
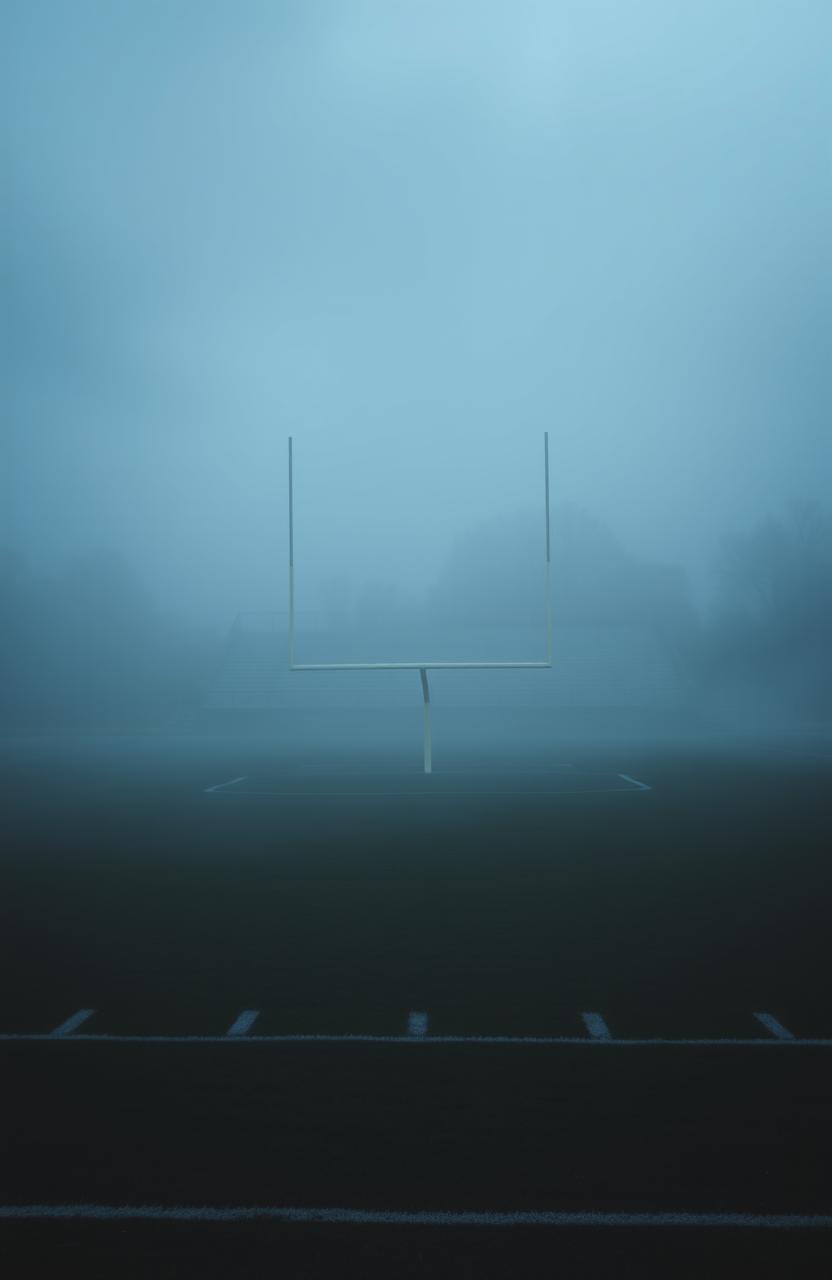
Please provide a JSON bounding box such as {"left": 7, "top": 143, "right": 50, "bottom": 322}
{"left": 2, "top": 500, "right": 828, "bottom": 733}
{"left": 701, "top": 504, "right": 832, "bottom": 723}
{"left": 0, "top": 548, "right": 219, "bottom": 729}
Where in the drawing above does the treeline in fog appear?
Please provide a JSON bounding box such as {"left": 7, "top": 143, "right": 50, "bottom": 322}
{"left": 702, "top": 503, "right": 832, "bottom": 722}
{"left": 1, "top": 500, "right": 829, "bottom": 730}
{"left": 0, "top": 549, "right": 219, "bottom": 728}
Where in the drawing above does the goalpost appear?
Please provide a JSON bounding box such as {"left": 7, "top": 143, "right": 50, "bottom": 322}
{"left": 288, "top": 435, "right": 552, "bottom": 773}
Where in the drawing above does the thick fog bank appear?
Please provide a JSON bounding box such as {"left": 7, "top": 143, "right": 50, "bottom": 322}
{"left": 0, "top": 548, "right": 220, "bottom": 729}
{"left": 4, "top": 1, "right": 829, "bottom": 743}
{"left": 2, "top": 498, "right": 828, "bottom": 736}
{"left": 700, "top": 504, "right": 831, "bottom": 725}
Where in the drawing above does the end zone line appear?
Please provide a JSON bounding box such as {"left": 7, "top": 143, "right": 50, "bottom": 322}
{"left": 204, "top": 776, "right": 247, "bottom": 794}
{"left": 0, "top": 1204, "right": 829, "bottom": 1229}
{"left": 204, "top": 786, "right": 650, "bottom": 798}
{"left": 2, "top": 1032, "right": 831, "bottom": 1047}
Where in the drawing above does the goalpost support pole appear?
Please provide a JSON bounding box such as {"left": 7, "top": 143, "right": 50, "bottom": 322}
{"left": 288, "top": 436, "right": 295, "bottom": 670}
{"left": 544, "top": 430, "right": 552, "bottom": 665}
{"left": 419, "top": 668, "right": 432, "bottom": 774}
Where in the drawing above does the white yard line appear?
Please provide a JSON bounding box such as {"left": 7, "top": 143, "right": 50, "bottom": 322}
{"left": 407, "top": 1011, "right": 429, "bottom": 1037}
{"left": 582, "top": 1013, "right": 612, "bottom": 1040}
{"left": 205, "top": 785, "right": 649, "bottom": 798}
{"left": 0, "top": 1203, "right": 829, "bottom": 1229}
{"left": 203, "top": 776, "right": 248, "bottom": 794}
{"left": 226, "top": 1010, "right": 260, "bottom": 1037}
{"left": 203, "top": 766, "right": 650, "bottom": 799}
{"left": 618, "top": 774, "right": 652, "bottom": 792}
{"left": 753, "top": 1012, "right": 794, "bottom": 1040}
{"left": 50, "top": 1010, "right": 95, "bottom": 1037}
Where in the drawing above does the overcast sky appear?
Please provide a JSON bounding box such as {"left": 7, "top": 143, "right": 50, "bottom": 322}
{"left": 4, "top": 0, "right": 830, "bottom": 624}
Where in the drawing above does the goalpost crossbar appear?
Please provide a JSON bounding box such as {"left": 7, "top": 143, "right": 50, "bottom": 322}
{"left": 287, "top": 435, "right": 552, "bottom": 771}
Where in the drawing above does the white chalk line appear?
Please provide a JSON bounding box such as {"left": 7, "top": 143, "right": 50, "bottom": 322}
{"left": 203, "top": 767, "right": 650, "bottom": 799}
{"left": 754, "top": 1012, "right": 794, "bottom": 1041}
{"left": 582, "top": 1013, "right": 612, "bottom": 1041}
{"left": 239, "top": 767, "right": 578, "bottom": 777}
{"left": 204, "top": 784, "right": 649, "bottom": 798}
{"left": 226, "top": 1010, "right": 260, "bottom": 1037}
{"left": 2, "top": 1032, "right": 831, "bottom": 1047}
{"left": 0, "top": 1203, "right": 829, "bottom": 1229}
{"left": 50, "top": 1009, "right": 95, "bottom": 1037}
{"left": 618, "top": 773, "right": 652, "bottom": 792}
{"left": 203, "top": 776, "right": 248, "bottom": 794}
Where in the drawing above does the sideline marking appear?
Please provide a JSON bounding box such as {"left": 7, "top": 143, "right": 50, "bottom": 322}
{"left": 227, "top": 1010, "right": 260, "bottom": 1037}
{"left": 582, "top": 1013, "right": 611, "bottom": 1040}
{"left": 203, "top": 776, "right": 247, "bottom": 795}
{"left": 408, "top": 1011, "right": 428, "bottom": 1037}
{"left": 0, "top": 1203, "right": 829, "bottom": 1229}
{"left": 754, "top": 1012, "right": 794, "bottom": 1041}
{"left": 618, "top": 774, "right": 651, "bottom": 792}
{"left": 3, "top": 1032, "right": 831, "bottom": 1048}
{"left": 50, "top": 1010, "right": 95, "bottom": 1038}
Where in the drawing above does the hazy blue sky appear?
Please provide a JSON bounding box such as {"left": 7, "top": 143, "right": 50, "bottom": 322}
{"left": 4, "top": 0, "right": 830, "bottom": 623}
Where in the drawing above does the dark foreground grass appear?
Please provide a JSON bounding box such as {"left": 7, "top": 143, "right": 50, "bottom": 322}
{"left": 0, "top": 732, "right": 830, "bottom": 1276}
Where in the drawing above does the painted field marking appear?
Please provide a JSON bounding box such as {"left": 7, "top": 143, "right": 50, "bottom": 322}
{"left": 227, "top": 1010, "right": 260, "bottom": 1037}
{"left": 203, "top": 764, "right": 651, "bottom": 799}
{"left": 205, "top": 781, "right": 651, "bottom": 798}
{"left": 582, "top": 1012, "right": 612, "bottom": 1041}
{"left": 203, "top": 776, "right": 248, "bottom": 795}
{"left": 3, "top": 1032, "right": 831, "bottom": 1048}
{"left": 618, "top": 774, "right": 651, "bottom": 792}
{"left": 754, "top": 1012, "right": 794, "bottom": 1041}
{"left": 408, "top": 1011, "right": 429, "bottom": 1037}
{"left": 50, "top": 1010, "right": 95, "bottom": 1038}
{"left": 251, "top": 767, "right": 578, "bottom": 777}
{"left": 0, "top": 1203, "right": 829, "bottom": 1229}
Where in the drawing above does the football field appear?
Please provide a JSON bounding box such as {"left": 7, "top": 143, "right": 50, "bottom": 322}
{"left": 1, "top": 732, "right": 830, "bottom": 1277}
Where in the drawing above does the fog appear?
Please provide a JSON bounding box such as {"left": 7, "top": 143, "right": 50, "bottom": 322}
{"left": 3, "top": 0, "right": 830, "bottom": 738}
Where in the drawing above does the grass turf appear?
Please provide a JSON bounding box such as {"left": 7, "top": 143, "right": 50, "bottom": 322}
{"left": 0, "top": 732, "right": 830, "bottom": 1276}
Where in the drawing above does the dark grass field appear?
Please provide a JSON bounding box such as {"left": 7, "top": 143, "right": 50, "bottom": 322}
{"left": 1, "top": 730, "right": 830, "bottom": 1277}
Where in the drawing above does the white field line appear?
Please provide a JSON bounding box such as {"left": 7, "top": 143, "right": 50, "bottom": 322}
{"left": 226, "top": 1010, "right": 260, "bottom": 1037}
{"left": 203, "top": 766, "right": 649, "bottom": 799}
{"left": 205, "top": 784, "right": 649, "bottom": 798}
{"left": 753, "top": 1012, "right": 794, "bottom": 1041}
{"left": 203, "top": 776, "right": 248, "bottom": 795}
{"left": 408, "top": 1011, "right": 429, "bottom": 1037}
{"left": 3, "top": 1032, "right": 831, "bottom": 1047}
{"left": 0, "top": 1204, "right": 829, "bottom": 1229}
{"left": 250, "top": 767, "right": 578, "bottom": 777}
{"left": 618, "top": 774, "right": 652, "bottom": 792}
{"left": 582, "top": 1013, "right": 611, "bottom": 1040}
{"left": 50, "top": 1010, "right": 95, "bottom": 1037}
